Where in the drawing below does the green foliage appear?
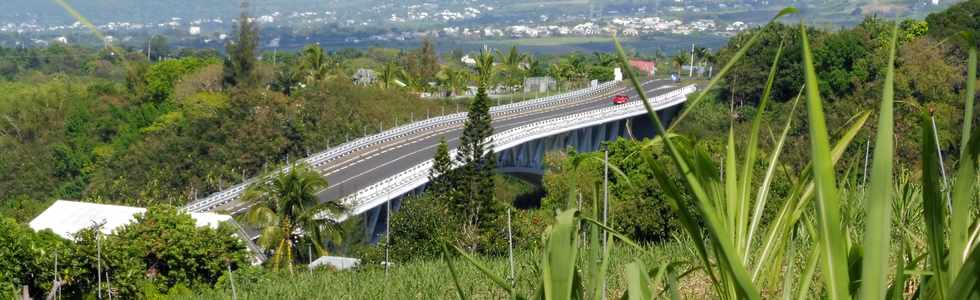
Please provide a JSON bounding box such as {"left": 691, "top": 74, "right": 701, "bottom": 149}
{"left": 389, "top": 195, "right": 459, "bottom": 261}
{"left": 241, "top": 163, "right": 344, "bottom": 272}
{"left": 143, "top": 57, "right": 217, "bottom": 103}
{"left": 105, "top": 205, "right": 249, "bottom": 297}
{"left": 401, "top": 38, "right": 440, "bottom": 84}
{"left": 541, "top": 139, "right": 682, "bottom": 242}
{"left": 0, "top": 217, "right": 71, "bottom": 299}
{"left": 0, "top": 205, "right": 247, "bottom": 299}
{"left": 716, "top": 22, "right": 809, "bottom": 105}
{"left": 926, "top": 0, "right": 980, "bottom": 45}
{"left": 224, "top": 4, "right": 260, "bottom": 87}
{"left": 445, "top": 48, "right": 505, "bottom": 252}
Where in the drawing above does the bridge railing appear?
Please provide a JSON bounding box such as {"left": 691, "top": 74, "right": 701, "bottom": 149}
{"left": 335, "top": 85, "right": 697, "bottom": 218}
{"left": 185, "top": 81, "right": 625, "bottom": 213}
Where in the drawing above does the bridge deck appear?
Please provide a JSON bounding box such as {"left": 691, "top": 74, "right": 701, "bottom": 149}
{"left": 210, "top": 80, "right": 678, "bottom": 214}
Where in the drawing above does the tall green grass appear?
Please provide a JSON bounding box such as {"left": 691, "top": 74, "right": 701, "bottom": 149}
{"left": 440, "top": 8, "right": 980, "bottom": 300}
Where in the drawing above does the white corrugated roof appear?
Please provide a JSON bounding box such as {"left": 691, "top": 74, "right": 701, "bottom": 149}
{"left": 29, "top": 200, "right": 232, "bottom": 239}
{"left": 309, "top": 256, "right": 361, "bottom": 271}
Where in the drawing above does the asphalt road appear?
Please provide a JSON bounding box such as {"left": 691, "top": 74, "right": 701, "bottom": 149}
{"left": 217, "top": 80, "right": 677, "bottom": 213}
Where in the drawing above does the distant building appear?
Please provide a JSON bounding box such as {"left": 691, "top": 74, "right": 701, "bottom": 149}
{"left": 461, "top": 55, "right": 477, "bottom": 66}
{"left": 524, "top": 76, "right": 556, "bottom": 93}
{"left": 353, "top": 68, "right": 377, "bottom": 86}
{"left": 629, "top": 59, "right": 657, "bottom": 76}
{"left": 189, "top": 26, "right": 201, "bottom": 35}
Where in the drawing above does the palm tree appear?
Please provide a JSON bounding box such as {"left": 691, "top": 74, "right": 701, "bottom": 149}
{"left": 437, "top": 66, "right": 469, "bottom": 97}
{"left": 593, "top": 52, "right": 617, "bottom": 67}
{"left": 563, "top": 53, "right": 587, "bottom": 81}
{"left": 300, "top": 44, "right": 333, "bottom": 83}
{"left": 241, "top": 164, "right": 345, "bottom": 273}
{"left": 476, "top": 47, "right": 496, "bottom": 89}
{"left": 496, "top": 45, "right": 528, "bottom": 87}
{"left": 272, "top": 65, "right": 302, "bottom": 96}
{"left": 693, "top": 47, "right": 710, "bottom": 77}
{"left": 378, "top": 61, "right": 399, "bottom": 89}
{"left": 548, "top": 63, "right": 566, "bottom": 90}
{"left": 701, "top": 50, "right": 717, "bottom": 77}
{"left": 671, "top": 53, "right": 689, "bottom": 75}
{"left": 497, "top": 45, "right": 528, "bottom": 70}
{"left": 399, "top": 69, "right": 425, "bottom": 93}
{"left": 525, "top": 55, "right": 543, "bottom": 77}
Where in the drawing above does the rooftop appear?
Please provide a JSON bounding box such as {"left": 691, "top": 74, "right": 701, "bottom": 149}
{"left": 29, "top": 200, "right": 232, "bottom": 239}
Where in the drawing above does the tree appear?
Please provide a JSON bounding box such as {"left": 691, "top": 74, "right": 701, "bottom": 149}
{"left": 497, "top": 45, "right": 528, "bottom": 87}
{"left": 561, "top": 53, "right": 587, "bottom": 82}
{"left": 398, "top": 69, "right": 425, "bottom": 93}
{"left": 453, "top": 48, "right": 502, "bottom": 251}
{"left": 402, "top": 38, "right": 439, "bottom": 84}
{"left": 0, "top": 217, "right": 70, "bottom": 299}
{"left": 429, "top": 138, "right": 455, "bottom": 200}
{"left": 436, "top": 66, "right": 469, "bottom": 96}
{"left": 671, "top": 53, "right": 689, "bottom": 74}
{"left": 549, "top": 63, "right": 566, "bottom": 89}
{"left": 271, "top": 65, "right": 301, "bottom": 96}
{"left": 299, "top": 44, "right": 333, "bottom": 83}
{"left": 378, "top": 61, "right": 399, "bottom": 89}
{"left": 224, "top": 0, "right": 260, "bottom": 87}
{"left": 926, "top": 0, "right": 980, "bottom": 44}
{"left": 148, "top": 35, "right": 170, "bottom": 61}
{"left": 900, "top": 19, "right": 929, "bottom": 42}
{"left": 475, "top": 47, "right": 497, "bottom": 89}
{"left": 418, "top": 38, "right": 439, "bottom": 81}
{"left": 593, "top": 52, "right": 617, "bottom": 67}
{"left": 526, "top": 55, "right": 546, "bottom": 77}
{"left": 108, "top": 206, "right": 249, "bottom": 296}
{"left": 241, "top": 164, "right": 345, "bottom": 273}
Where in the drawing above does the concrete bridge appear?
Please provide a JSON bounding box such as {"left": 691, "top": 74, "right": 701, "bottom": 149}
{"left": 185, "top": 80, "right": 696, "bottom": 238}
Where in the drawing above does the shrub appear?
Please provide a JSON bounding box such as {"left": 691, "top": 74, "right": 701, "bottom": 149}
{"left": 388, "top": 195, "right": 459, "bottom": 262}
{"left": 0, "top": 217, "right": 72, "bottom": 299}
{"left": 541, "top": 139, "right": 686, "bottom": 243}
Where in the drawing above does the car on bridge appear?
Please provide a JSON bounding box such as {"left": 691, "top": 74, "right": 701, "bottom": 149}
{"left": 611, "top": 94, "right": 630, "bottom": 105}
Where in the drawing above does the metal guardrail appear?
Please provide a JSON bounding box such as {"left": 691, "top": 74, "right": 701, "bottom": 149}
{"left": 333, "top": 85, "right": 697, "bottom": 219}
{"left": 185, "top": 81, "right": 624, "bottom": 213}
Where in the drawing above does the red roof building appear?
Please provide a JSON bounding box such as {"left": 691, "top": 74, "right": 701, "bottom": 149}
{"left": 629, "top": 59, "right": 657, "bottom": 75}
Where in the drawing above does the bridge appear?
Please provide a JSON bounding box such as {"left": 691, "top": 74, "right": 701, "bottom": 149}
{"left": 185, "top": 79, "right": 696, "bottom": 236}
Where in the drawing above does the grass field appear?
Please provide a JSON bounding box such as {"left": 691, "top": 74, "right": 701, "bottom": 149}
{"left": 188, "top": 241, "right": 704, "bottom": 299}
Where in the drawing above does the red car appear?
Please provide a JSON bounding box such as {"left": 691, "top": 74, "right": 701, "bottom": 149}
{"left": 611, "top": 94, "right": 630, "bottom": 105}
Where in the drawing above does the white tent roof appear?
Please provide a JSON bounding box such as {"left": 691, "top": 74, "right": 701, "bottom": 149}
{"left": 309, "top": 256, "right": 360, "bottom": 271}
{"left": 29, "top": 200, "right": 232, "bottom": 239}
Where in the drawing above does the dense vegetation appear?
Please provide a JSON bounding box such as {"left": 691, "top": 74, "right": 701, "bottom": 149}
{"left": 3, "top": 0, "right": 980, "bottom": 298}
{"left": 0, "top": 206, "right": 248, "bottom": 299}
{"left": 0, "top": 26, "right": 622, "bottom": 220}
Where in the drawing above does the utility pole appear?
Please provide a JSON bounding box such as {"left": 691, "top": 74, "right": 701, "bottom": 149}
{"left": 507, "top": 207, "right": 515, "bottom": 288}
{"left": 384, "top": 199, "right": 391, "bottom": 275}
{"left": 602, "top": 148, "right": 609, "bottom": 299}
{"left": 97, "top": 229, "right": 102, "bottom": 300}
{"left": 603, "top": 149, "right": 609, "bottom": 233}
{"left": 689, "top": 44, "right": 695, "bottom": 78}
